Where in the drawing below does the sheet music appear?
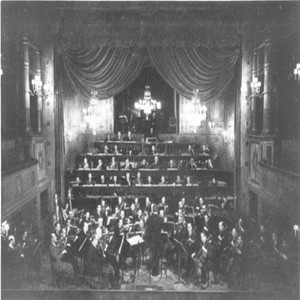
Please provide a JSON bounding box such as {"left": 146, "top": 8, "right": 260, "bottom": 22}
{"left": 127, "top": 235, "right": 144, "bottom": 246}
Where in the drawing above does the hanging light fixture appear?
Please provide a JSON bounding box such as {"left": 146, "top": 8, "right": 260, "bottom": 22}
{"left": 250, "top": 76, "right": 263, "bottom": 98}
{"left": 191, "top": 89, "right": 207, "bottom": 123}
{"left": 134, "top": 85, "right": 161, "bottom": 119}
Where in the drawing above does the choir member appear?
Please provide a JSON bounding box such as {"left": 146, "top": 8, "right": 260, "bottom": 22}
{"left": 124, "top": 172, "right": 132, "bottom": 186}
{"left": 145, "top": 175, "right": 152, "bottom": 185}
{"left": 159, "top": 175, "right": 167, "bottom": 185}
{"left": 188, "top": 145, "right": 195, "bottom": 156}
{"left": 104, "top": 133, "right": 112, "bottom": 143}
{"left": 83, "top": 157, "right": 90, "bottom": 170}
{"left": 149, "top": 156, "right": 159, "bottom": 169}
{"left": 133, "top": 172, "right": 143, "bottom": 185}
{"left": 107, "top": 157, "right": 119, "bottom": 170}
{"left": 139, "top": 158, "right": 149, "bottom": 169}
{"left": 113, "top": 145, "right": 121, "bottom": 156}
{"left": 186, "top": 176, "right": 192, "bottom": 186}
{"left": 100, "top": 174, "right": 107, "bottom": 185}
{"left": 123, "top": 158, "right": 132, "bottom": 170}
{"left": 96, "top": 159, "right": 105, "bottom": 170}
{"left": 114, "top": 131, "right": 123, "bottom": 141}
{"left": 187, "top": 158, "right": 198, "bottom": 170}
{"left": 103, "top": 144, "right": 110, "bottom": 155}
{"left": 123, "top": 130, "right": 134, "bottom": 141}
{"left": 86, "top": 173, "right": 96, "bottom": 185}
{"left": 168, "top": 159, "right": 177, "bottom": 169}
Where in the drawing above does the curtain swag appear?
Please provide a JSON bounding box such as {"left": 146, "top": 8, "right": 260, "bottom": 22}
{"left": 63, "top": 46, "right": 239, "bottom": 101}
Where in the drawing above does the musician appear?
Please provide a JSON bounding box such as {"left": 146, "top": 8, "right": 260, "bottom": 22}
{"left": 107, "top": 157, "right": 119, "bottom": 170}
{"left": 103, "top": 144, "right": 110, "bottom": 155}
{"left": 49, "top": 233, "right": 74, "bottom": 284}
{"left": 83, "top": 157, "right": 90, "bottom": 170}
{"left": 174, "top": 212, "right": 187, "bottom": 243}
{"left": 117, "top": 196, "right": 124, "bottom": 210}
{"left": 150, "top": 145, "right": 158, "bottom": 156}
{"left": 158, "top": 196, "right": 168, "bottom": 214}
{"left": 237, "top": 218, "right": 246, "bottom": 238}
{"left": 184, "top": 223, "right": 198, "bottom": 277}
{"left": 86, "top": 173, "right": 96, "bottom": 185}
{"left": 187, "top": 158, "right": 197, "bottom": 170}
{"left": 144, "top": 204, "right": 164, "bottom": 276}
{"left": 221, "top": 196, "right": 232, "bottom": 210}
{"left": 144, "top": 197, "right": 152, "bottom": 215}
{"left": 53, "top": 222, "right": 62, "bottom": 241}
{"left": 131, "top": 208, "right": 145, "bottom": 230}
{"left": 149, "top": 156, "right": 159, "bottom": 169}
{"left": 258, "top": 224, "right": 271, "bottom": 252}
{"left": 217, "top": 221, "right": 231, "bottom": 251}
{"left": 194, "top": 197, "right": 206, "bottom": 214}
{"left": 205, "top": 158, "right": 213, "bottom": 169}
{"left": 93, "top": 204, "right": 105, "bottom": 224}
{"left": 201, "top": 214, "right": 214, "bottom": 238}
{"left": 133, "top": 172, "right": 143, "bottom": 185}
{"left": 159, "top": 175, "right": 167, "bottom": 185}
{"left": 80, "top": 211, "right": 91, "bottom": 228}
{"left": 188, "top": 145, "right": 195, "bottom": 156}
{"left": 134, "top": 197, "right": 140, "bottom": 211}
{"left": 168, "top": 159, "right": 177, "bottom": 169}
{"left": 123, "top": 172, "right": 132, "bottom": 186}
{"left": 127, "top": 203, "right": 137, "bottom": 220}
{"left": 123, "top": 158, "right": 132, "bottom": 170}
{"left": 192, "top": 231, "right": 212, "bottom": 289}
{"left": 65, "top": 218, "right": 78, "bottom": 241}
{"left": 73, "top": 221, "right": 91, "bottom": 259}
{"left": 200, "top": 144, "right": 210, "bottom": 154}
{"left": 85, "top": 231, "right": 115, "bottom": 288}
{"left": 113, "top": 145, "right": 121, "bottom": 156}
{"left": 96, "top": 159, "right": 105, "bottom": 170}
{"left": 139, "top": 158, "right": 149, "bottom": 169}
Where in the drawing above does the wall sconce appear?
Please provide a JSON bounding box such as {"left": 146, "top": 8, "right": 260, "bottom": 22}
{"left": 294, "top": 63, "right": 300, "bottom": 81}
{"left": 31, "top": 75, "right": 43, "bottom": 96}
{"left": 250, "top": 77, "right": 263, "bottom": 98}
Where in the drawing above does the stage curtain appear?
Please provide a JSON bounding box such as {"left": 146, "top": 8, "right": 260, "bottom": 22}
{"left": 148, "top": 46, "right": 239, "bottom": 101}
{"left": 63, "top": 47, "right": 147, "bottom": 99}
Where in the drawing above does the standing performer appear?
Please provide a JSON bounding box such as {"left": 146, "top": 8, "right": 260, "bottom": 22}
{"left": 144, "top": 204, "right": 164, "bottom": 276}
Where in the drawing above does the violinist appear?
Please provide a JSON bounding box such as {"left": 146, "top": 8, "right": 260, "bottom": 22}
{"left": 144, "top": 197, "right": 152, "bottom": 215}
{"left": 158, "top": 196, "right": 168, "bottom": 214}
{"left": 183, "top": 222, "right": 198, "bottom": 278}
{"left": 131, "top": 208, "right": 145, "bottom": 231}
{"left": 192, "top": 231, "right": 212, "bottom": 289}
{"left": 85, "top": 231, "right": 115, "bottom": 289}
{"left": 73, "top": 221, "right": 91, "bottom": 259}
{"left": 65, "top": 218, "right": 78, "bottom": 242}
{"left": 93, "top": 204, "right": 105, "bottom": 225}
{"left": 80, "top": 211, "right": 91, "bottom": 228}
{"left": 133, "top": 197, "right": 140, "bottom": 211}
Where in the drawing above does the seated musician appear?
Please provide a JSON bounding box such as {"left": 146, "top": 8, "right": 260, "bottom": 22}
{"left": 83, "top": 157, "right": 90, "bottom": 170}
{"left": 93, "top": 204, "right": 105, "bottom": 225}
{"left": 191, "top": 231, "right": 212, "bottom": 289}
{"left": 114, "top": 131, "right": 123, "bottom": 141}
{"left": 107, "top": 157, "right": 119, "bottom": 170}
{"left": 149, "top": 156, "right": 160, "bottom": 169}
{"left": 113, "top": 145, "right": 122, "bottom": 156}
{"left": 221, "top": 196, "right": 232, "bottom": 210}
{"left": 80, "top": 211, "right": 92, "bottom": 228}
{"left": 200, "top": 144, "right": 210, "bottom": 154}
{"left": 158, "top": 196, "right": 168, "bottom": 214}
{"left": 85, "top": 231, "right": 115, "bottom": 289}
{"left": 131, "top": 208, "right": 145, "bottom": 230}
{"left": 145, "top": 175, "right": 153, "bottom": 185}
{"left": 194, "top": 197, "right": 206, "bottom": 214}
{"left": 49, "top": 232, "right": 74, "bottom": 282}
{"left": 174, "top": 211, "right": 187, "bottom": 243}
{"left": 127, "top": 203, "right": 137, "bottom": 221}
{"left": 217, "top": 221, "right": 231, "bottom": 252}
{"left": 53, "top": 222, "right": 62, "bottom": 240}
{"left": 65, "top": 218, "right": 78, "bottom": 241}
{"left": 123, "top": 130, "right": 134, "bottom": 141}
{"left": 159, "top": 175, "right": 167, "bottom": 185}
{"left": 123, "top": 158, "right": 132, "bottom": 170}
{"left": 123, "top": 172, "right": 132, "bottom": 186}
{"left": 99, "top": 174, "right": 108, "bottom": 185}
{"left": 138, "top": 158, "right": 149, "bottom": 169}
{"left": 168, "top": 159, "right": 177, "bottom": 169}
{"left": 96, "top": 159, "right": 105, "bottom": 170}
{"left": 205, "top": 158, "right": 213, "bottom": 169}
{"left": 202, "top": 214, "right": 215, "bottom": 238}
{"left": 237, "top": 218, "right": 246, "bottom": 237}
{"left": 188, "top": 144, "right": 195, "bottom": 156}
{"left": 144, "top": 197, "right": 152, "bottom": 215}
{"left": 133, "top": 172, "right": 143, "bottom": 185}
{"left": 104, "top": 133, "right": 112, "bottom": 143}
{"left": 72, "top": 221, "right": 91, "bottom": 259}
{"left": 187, "top": 158, "right": 198, "bottom": 170}
{"left": 184, "top": 222, "right": 198, "bottom": 277}
{"left": 86, "top": 173, "right": 96, "bottom": 185}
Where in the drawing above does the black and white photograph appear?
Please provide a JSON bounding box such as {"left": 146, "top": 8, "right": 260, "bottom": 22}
{"left": 1, "top": 1, "right": 299, "bottom": 300}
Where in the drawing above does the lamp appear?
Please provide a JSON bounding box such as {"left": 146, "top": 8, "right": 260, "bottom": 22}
{"left": 191, "top": 89, "right": 207, "bottom": 123}
{"left": 250, "top": 77, "right": 263, "bottom": 98}
{"left": 208, "top": 121, "right": 215, "bottom": 132}
{"left": 294, "top": 63, "right": 300, "bottom": 81}
{"left": 134, "top": 85, "right": 161, "bottom": 119}
{"left": 31, "top": 75, "right": 53, "bottom": 100}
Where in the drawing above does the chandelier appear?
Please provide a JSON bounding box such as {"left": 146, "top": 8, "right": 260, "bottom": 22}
{"left": 250, "top": 76, "right": 263, "bottom": 98}
{"left": 134, "top": 85, "right": 161, "bottom": 119}
{"left": 83, "top": 91, "right": 100, "bottom": 134}
{"left": 191, "top": 89, "right": 207, "bottom": 123}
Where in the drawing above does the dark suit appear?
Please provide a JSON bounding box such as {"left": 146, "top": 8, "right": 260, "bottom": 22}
{"left": 145, "top": 214, "right": 164, "bottom": 276}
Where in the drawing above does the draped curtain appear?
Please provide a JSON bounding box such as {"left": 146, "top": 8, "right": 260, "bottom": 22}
{"left": 63, "top": 45, "right": 239, "bottom": 101}
{"left": 63, "top": 47, "right": 147, "bottom": 99}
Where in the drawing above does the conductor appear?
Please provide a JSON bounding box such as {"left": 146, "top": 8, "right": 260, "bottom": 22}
{"left": 144, "top": 204, "right": 164, "bottom": 276}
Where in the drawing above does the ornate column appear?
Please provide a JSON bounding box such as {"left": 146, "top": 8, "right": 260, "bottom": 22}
{"left": 35, "top": 50, "right": 43, "bottom": 134}
{"left": 263, "top": 40, "right": 272, "bottom": 134}
{"left": 251, "top": 51, "right": 258, "bottom": 133}
{"left": 22, "top": 37, "right": 31, "bottom": 134}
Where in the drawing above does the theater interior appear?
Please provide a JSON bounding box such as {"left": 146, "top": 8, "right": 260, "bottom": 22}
{"left": 1, "top": 2, "right": 300, "bottom": 300}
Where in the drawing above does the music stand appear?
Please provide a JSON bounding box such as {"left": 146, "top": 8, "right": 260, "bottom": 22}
{"left": 173, "top": 238, "right": 187, "bottom": 285}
